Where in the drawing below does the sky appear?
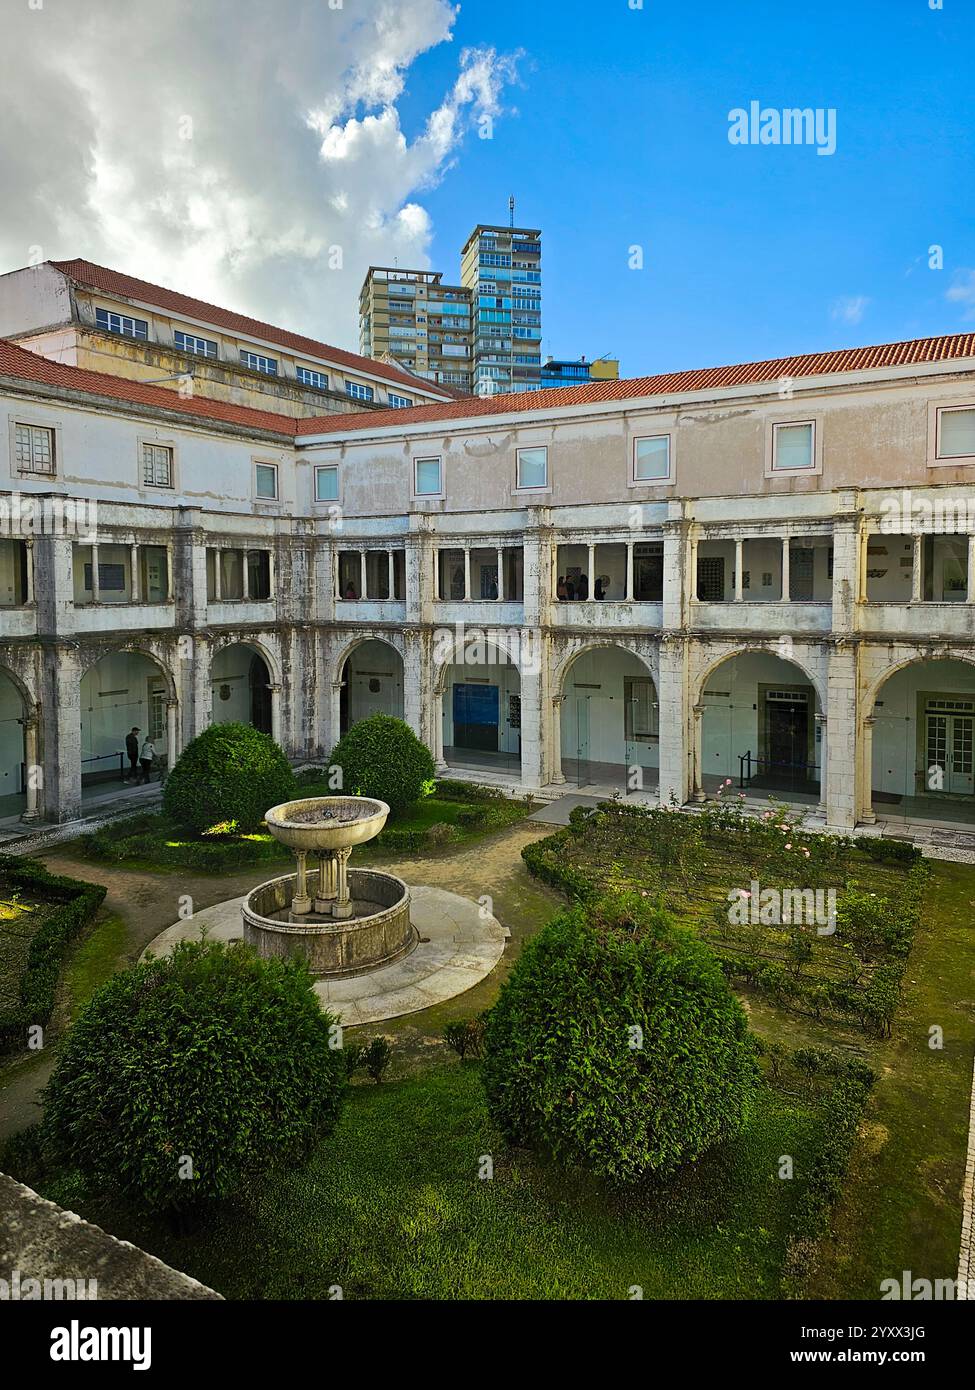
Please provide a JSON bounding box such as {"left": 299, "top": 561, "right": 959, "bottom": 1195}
{"left": 1, "top": 0, "right": 973, "bottom": 379}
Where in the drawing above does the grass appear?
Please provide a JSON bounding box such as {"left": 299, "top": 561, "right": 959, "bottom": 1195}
{"left": 19, "top": 1062, "right": 828, "bottom": 1301}
{"left": 62, "top": 914, "right": 130, "bottom": 1021}
{"left": 80, "top": 787, "right": 529, "bottom": 871}
{"left": 807, "top": 858, "right": 975, "bottom": 1296}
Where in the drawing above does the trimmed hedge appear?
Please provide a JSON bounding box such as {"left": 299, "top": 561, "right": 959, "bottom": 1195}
{"left": 327, "top": 715, "right": 435, "bottom": 816}
{"left": 43, "top": 939, "right": 346, "bottom": 1215}
{"left": 483, "top": 893, "right": 759, "bottom": 1182}
{"left": 163, "top": 722, "right": 296, "bottom": 834}
{"left": 0, "top": 858, "right": 106, "bottom": 1050}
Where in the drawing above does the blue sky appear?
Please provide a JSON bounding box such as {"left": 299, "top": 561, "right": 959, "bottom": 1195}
{"left": 401, "top": 0, "right": 975, "bottom": 379}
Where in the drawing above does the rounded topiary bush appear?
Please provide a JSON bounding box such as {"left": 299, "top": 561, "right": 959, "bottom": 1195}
{"left": 482, "top": 894, "right": 759, "bottom": 1182}
{"left": 43, "top": 940, "right": 345, "bottom": 1214}
{"left": 328, "top": 714, "right": 435, "bottom": 816}
{"left": 162, "top": 721, "right": 296, "bottom": 834}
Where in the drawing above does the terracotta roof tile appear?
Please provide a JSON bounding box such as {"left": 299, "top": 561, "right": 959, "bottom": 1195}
{"left": 0, "top": 338, "right": 297, "bottom": 438}
{"left": 49, "top": 258, "right": 450, "bottom": 399}
{"left": 296, "top": 332, "right": 975, "bottom": 436}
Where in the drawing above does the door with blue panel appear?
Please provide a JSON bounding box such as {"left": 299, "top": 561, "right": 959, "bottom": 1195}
{"left": 453, "top": 683, "right": 500, "bottom": 751}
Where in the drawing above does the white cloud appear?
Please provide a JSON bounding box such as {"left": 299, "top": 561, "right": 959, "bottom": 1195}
{"left": 830, "top": 295, "right": 870, "bottom": 326}
{"left": 946, "top": 270, "right": 975, "bottom": 321}
{"left": 0, "top": 0, "right": 520, "bottom": 346}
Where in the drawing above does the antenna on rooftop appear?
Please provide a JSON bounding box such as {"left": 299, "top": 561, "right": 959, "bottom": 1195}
{"left": 508, "top": 194, "right": 515, "bottom": 228}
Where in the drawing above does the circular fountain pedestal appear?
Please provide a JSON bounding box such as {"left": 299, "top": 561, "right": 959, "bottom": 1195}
{"left": 242, "top": 795, "right": 417, "bottom": 978}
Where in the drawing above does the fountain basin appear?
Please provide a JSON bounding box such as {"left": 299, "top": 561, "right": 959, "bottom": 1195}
{"left": 243, "top": 869, "right": 415, "bottom": 977}
{"left": 263, "top": 795, "right": 389, "bottom": 851}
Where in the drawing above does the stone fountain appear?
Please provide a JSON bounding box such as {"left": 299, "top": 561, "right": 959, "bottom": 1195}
{"left": 241, "top": 796, "right": 416, "bottom": 977}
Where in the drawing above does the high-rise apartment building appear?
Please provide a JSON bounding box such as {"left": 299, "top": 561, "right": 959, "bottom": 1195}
{"left": 460, "top": 224, "right": 542, "bottom": 395}
{"left": 359, "top": 268, "right": 473, "bottom": 391}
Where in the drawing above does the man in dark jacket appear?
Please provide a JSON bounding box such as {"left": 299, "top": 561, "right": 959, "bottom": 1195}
{"left": 125, "top": 727, "right": 140, "bottom": 782}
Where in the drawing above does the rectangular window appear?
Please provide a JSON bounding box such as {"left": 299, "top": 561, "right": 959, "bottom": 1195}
{"left": 387, "top": 393, "right": 414, "bottom": 409}
{"left": 315, "top": 465, "right": 339, "bottom": 502}
{"left": 174, "top": 330, "right": 218, "bottom": 358}
{"left": 937, "top": 406, "right": 975, "bottom": 459}
{"left": 240, "top": 349, "right": 278, "bottom": 376}
{"left": 15, "top": 422, "right": 55, "bottom": 475}
{"left": 346, "top": 381, "right": 375, "bottom": 401}
{"left": 633, "top": 434, "right": 671, "bottom": 482}
{"left": 297, "top": 366, "right": 329, "bottom": 390}
{"left": 772, "top": 421, "right": 815, "bottom": 471}
{"left": 516, "top": 445, "right": 548, "bottom": 491}
{"left": 147, "top": 680, "right": 166, "bottom": 742}
{"left": 95, "top": 307, "right": 148, "bottom": 339}
{"left": 414, "top": 456, "right": 443, "bottom": 497}
{"left": 142, "top": 443, "right": 173, "bottom": 488}
{"left": 255, "top": 462, "right": 279, "bottom": 499}
{"left": 624, "top": 678, "right": 659, "bottom": 739}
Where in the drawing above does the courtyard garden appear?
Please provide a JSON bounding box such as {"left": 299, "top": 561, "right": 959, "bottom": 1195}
{"left": 0, "top": 737, "right": 972, "bottom": 1301}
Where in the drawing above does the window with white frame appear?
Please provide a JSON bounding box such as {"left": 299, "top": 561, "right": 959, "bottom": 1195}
{"left": 413, "top": 456, "right": 443, "bottom": 497}
{"left": 95, "top": 307, "right": 148, "bottom": 339}
{"left": 255, "top": 462, "right": 279, "bottom": 499}
{"left": 633, "top": 434, "right": 671, "bottom": 482}
{"left": 142, "top": 443, "right": 174, "bottom": 488}
{"left": 772, "top": 420, "right": 815, "bottom": 471}
{"left": 936, "top": 406, "right": 975, "bottom": 459}
{"left": 297, "top": 366, "right": 329, "bottom": 390}
{"left": 346, "top": 381, "right": 375, "bottom": 401}
{"left": 15, "top": 422, "right": 55, "bottom": 475}
{"left": 315, "top": 465, "right": 339, "bottom": 502}
{"left": 516, "top": 445, "right": 548, "bottom": 491}
{"left": 240, "top": 349, "right": 278, "bottom": 376}
{"left": 387, "top": 393, "right": 413, "bottom": 409}
{"left": 174, "top": 330, "right": 218, "bottom": 358}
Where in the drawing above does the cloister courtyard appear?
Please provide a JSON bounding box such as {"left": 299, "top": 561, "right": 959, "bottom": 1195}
{"left": 2, "top": 769, "right": 973, "bottom": 1302}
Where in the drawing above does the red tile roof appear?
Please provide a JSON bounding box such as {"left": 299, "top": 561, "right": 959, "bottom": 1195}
{"left": 296, "top": 332, "right": 975, "bottom": 436}
{"left": 49, "top": 258, "right": 450, "bottom": 399}
{"left": 0, "top": 338, "right": 298, "bottom": 438}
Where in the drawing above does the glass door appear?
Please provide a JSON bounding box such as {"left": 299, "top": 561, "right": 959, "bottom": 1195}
{"left": 575, "top": 696, "right": 590, "bottom": 788}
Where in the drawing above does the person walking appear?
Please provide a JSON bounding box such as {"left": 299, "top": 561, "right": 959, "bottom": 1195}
{"left": 138, "top": 734, "right": 156, "bottom": 785}
{"left": 124, "top": 726, "right": 140, "bottom": 782}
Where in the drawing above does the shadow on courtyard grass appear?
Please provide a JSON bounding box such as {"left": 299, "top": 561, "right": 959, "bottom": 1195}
{"left": 18, "top": 1064, "right": 823, "bottom": 1301}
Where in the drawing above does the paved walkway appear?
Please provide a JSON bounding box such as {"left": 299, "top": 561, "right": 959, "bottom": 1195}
{"left": 141, "top": 884, "right": 506, "bottom": 1026}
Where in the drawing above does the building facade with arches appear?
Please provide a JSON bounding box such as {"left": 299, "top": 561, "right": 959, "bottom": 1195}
{"left": 3, "top": 328, "right": 975, "bottom": 834}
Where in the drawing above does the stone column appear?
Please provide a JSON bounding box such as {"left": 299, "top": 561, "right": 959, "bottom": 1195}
{"left": 656, "top": 635, "right": 689, "bottom": 807}
{"left": 387, "top": 549, "right": 395, "bottom": 602}
{"left": 24, "top": 540, "right": 34, "bottom": 605}
{"left": 496, "top": 547, "right": 504, "bottom": 601}
{"left": 859, "top": 715, "right": 877, "bottom": 824}
{"left": 691, "top": 702, "right": 707, "bottom": 802}
{"left": 45, "top": 648, "right": 83, "bottom": 822}
{"left": 781, "top": 536, "right": 791, "bottom": 602}
{"left": 292, "top": 850, "right": 312, "bottom": 915}
{"left": 314, "top": 854, "right": 337, "bottom": 914}
{"left": 463, "top": 546, "right": 471, "bottom": 601}
{"left": 587, "top": 543, "right": 595, "bottom": 597}
{"left": 270, "top": 684, "right": 282, "bottom": 748}
{"left": 329, "top": 679, "right": 344, "bottom": 760}
{"left": 550, "top": 695, "right": 567, "bottom": 784}
{"left": 824, "top": 643, "right": 858, "bottom": 830}
{"left": 166, "top": 700, "right": 179, "bottom": 767}
{"left": 130, "top": 545, "right": 141, "bottom": 603}
{"left": 734, "top": 538, "right": 744, "bottom": 602}
{"left": 21, "top": 716, "right": 41, "bottom": 822}
{"left": 333, "top": 846, "right": 353, "bottom": 919}
{"left": 359, "top": 550, "right": 367, "bottom": 602}
{"left": 912, "top": 534, "right": 924, "bottom": 602}
{"left": 519, "top": 649, "right": 543, "bottom": 789}
{"left": 90, "top": 543, "right": 100, "bottom": 603}
{"left": 968, "top": 535, "right": 975, "bottom": 603}
{"left": 625, "top": 542, "right": 634, "bottom": 602}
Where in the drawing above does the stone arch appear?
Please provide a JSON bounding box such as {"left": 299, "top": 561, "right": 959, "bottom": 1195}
{"left": 694, "top": 644, "right": 825, "bottom": 800}
{"left": 79, "top": 647, "right": 179, "bottom": 788}
{"left": 555, "top": 640, "right": 660, "bottom": 792}
{"left": 0, "top": 663, "right": 32, "bottom": 816}
{"left": 210, "top": 639, "right": 281, "bottom": 739}
{"left": 210, "top": 634, "right": 282, "bottom": 689}
{"left": 862, "top": 652, "right": 975, "bottom": 821}
{"left": 334, "top": 635, "right": 405, "bottom": 735}
{"left": 433, "top": 629, "right": 523, "bottom": 772}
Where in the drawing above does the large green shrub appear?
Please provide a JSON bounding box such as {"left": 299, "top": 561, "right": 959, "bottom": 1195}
{"left": 327, "top": 714, "right": 434, "bottom": 816}
{"left": 43, "top": 940, "right": 344, "bottom": 1214}
{"left": 162, "top": 722, "right": 296, "bottom": 834}
{"left": 483, "top": 894, "right": 759, "bottom": 1182}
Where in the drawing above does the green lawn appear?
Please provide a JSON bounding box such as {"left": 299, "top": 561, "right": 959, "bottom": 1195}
{"left": 21, "top": 1062, "right": 827, "bottom": 1301}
